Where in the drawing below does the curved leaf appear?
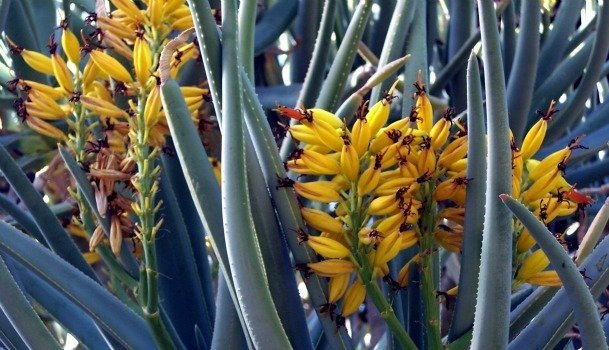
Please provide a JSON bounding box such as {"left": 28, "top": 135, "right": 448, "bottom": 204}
{"left": 369, "top": 0, "right": 415, "bottom": 104}
{"left": 0, "top": 220, "right": 155, "bottom": 349}
{"left": 315, "top": 0, "right": 372, "bottom": 111}
{"left": 448, "top": 52, "right": 486, "bottom": 342}
{"left": 156, "top": 172, "right": 214, "bottom": 348}
{"left": 211, "top": 276, "right": 248, "bottom": 350}
{"left": 506, "top": 0, "right": 540, "bottom": 142}
{"left": 240, "top": 69, "right": 353, "bottom": 349}
{"left": 501, "top": 195, "right": 606, "bottom": 349}
{"left": 471, "top": 0, "right": 514, "bottom": 348}
{"left": 535, "top": 0, "right": 586, "bottom": 88}
{"left": 253, "top": 0, "right": 298, "bottom": 56}
{"left": 0, "top": 253, "right": 60, "bottom": 350}
{"left": 0, "top": 144, "right": 96, "bottom": 281}
{"left": 0, "top": 193, "right": 45, "bottom": 245}
{"left": 9, "top": 260, "right": 110, "bottom": 349}
{"left": 220, "top": 0, "right": 291, "bottom": 346}
{"left": 547, "top": 0, "right": 609, "bottom": 140}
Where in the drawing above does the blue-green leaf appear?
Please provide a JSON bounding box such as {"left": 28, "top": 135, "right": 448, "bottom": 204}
{"left": 9, "top": 260, "right": 109, "bottom": 348}
{"left": 0, "top": 144, "right": 97, "bottom": 281}
{"left": 0, "top": 253, "right": 60, "bottom": 349}
{"left": 156, "top": 171, "right": 214, "bottom": 348}
{"left": 0, "top": 220, "right": 155, "bottom": 349}
{"left": 448, "top": 52, "right": 486, "bottom": 342}
{"left": 253, "top": 0, "right": 298, "bottom": 56}
{"left": 501, "top": 195, "right": 606, "bottom": 349}
{"left": 211, "top": 276, "right": 248, "bottom": 350}
{"left": 471, "top": 0, "right": 513, "bottom": 348}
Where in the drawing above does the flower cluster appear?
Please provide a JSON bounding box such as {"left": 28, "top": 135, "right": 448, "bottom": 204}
{"left": 280, "top": 80, "right": 588, "bottom": 323}
{"left": 279, "top": 78, "right": 468, "bottom": 320}
{"left": 511, "top": 101, "right": 591, "bottom": 287}
{"left": 7, "top": 0, "right": 213, "bottom": 256}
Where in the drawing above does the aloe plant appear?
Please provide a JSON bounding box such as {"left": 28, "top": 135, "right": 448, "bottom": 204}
{"left": 0, "top": 1, "right": 608, "bottom": 349}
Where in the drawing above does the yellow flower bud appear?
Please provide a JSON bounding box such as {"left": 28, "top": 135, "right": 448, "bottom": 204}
{"left": 521, "top": 118, "right": 548, "bottom": 161}
{"left": 148, "top": 0, "right": 164, "bottom": 27}
{"left": 96, "top": 16, "right": 138, "bottom": 42}
{"left": 417, "top": 146, "right": 436, "bottom": 175}
{"left": 90, "top": 50, "right": 133, "bottom": 82}
{"left": 357, "top": 158, "right": 381, "bottom": 196}
{"left": 301, "top": 208, "right": 343, "bottom": 235}
{"left": 51, "top": 53, "right": 74, "bottom": 94}
{"left": 342, "top": 279, "right": 366, "bottom": 317}
{"left": 110, "top": 0, "right": 144, "bottom": 22}
{"left": 328, "top": 273, "right": 351, "bottom": 303}
{"left": 517, "top": 249, "right": 550, "bottom": 281}
{"left": 438, "top": 136, "right": 468, "bottom": 168}
{"left": 21, "top": 80, "right": 66, "bottom": 100}
{"left": 307, "top": 259, "right": 356, "bottom": 277}
{"left": 528, "top": 147, "right": 571, "bottom": 182}
{"left": 414, "top": 81, "right": 433, "bottom": 133}
{"left": 25, "top": 117, "right": 66, "bottom": 140}
{"left": 517, "top": 228, "right": 536, "bottom": 253}
{"left": 307, "top": 236, "right": 350, "bottom": 259}
{"left": 522, "top": 169, "right": 561, "bottom": 204}
{"left": 367, "top": 98, "right": 391, "bottom": 136}
{"left": 134, "top": 37, "right": 152, "bottom": 85}
{"left": 144, "top": 84, "right": 162, "bottom": 127}
{"left": 309, "top": 108, "right": 343, "bottom": 129}
{"left": 300, "top": 149, "right": 341, "bottom": 175}
{"left": 429, "top": 113, "right": 452, "bottom": 149}
{"left": 340, "top": 143, "right": 360, "bottom": 181}
{"left": 308, "top": 119, "right": 344, "bottom": 152}
{"left": 351, "top": 118, "right": 371, "bottom": 157}
{"left": 22, "top": 50, "right": 55, "bottom": 75}
{"left": 367, "top": 194, "right": 401, "bottom": 216}
{"left": 61, "top": 28, "right": 81, "bottom": 64}
{"left": 400, "top": 230, "right": 418, "bottom": 250}
{"left": 293, "top": 181, "right": 342, "bottom": 203}
{"left": 525, "top": 271, "right": 561, "bottom": 287}
{"left": 79, "top": 95, "right": 129, "bottom": 118}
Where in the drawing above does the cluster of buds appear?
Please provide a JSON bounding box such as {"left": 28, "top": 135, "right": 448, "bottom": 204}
{"left": 6, "top": 0, "right": 215, "bottom": 256}
{"left": 279, "top": 77, "right": 468, "bottom": 320}
{"left": 512, "top": 101, "right": 592, "bottom": 287}
{"left": 281, "top": 78, "right": 591, "bottom": 322}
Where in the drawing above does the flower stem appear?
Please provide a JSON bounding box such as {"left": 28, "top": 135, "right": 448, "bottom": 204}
{"left": 359, "top": 258, "right": 417, "bottom": 349}
{"left": 418, "top": 182, "right": 442, "bottom": 349}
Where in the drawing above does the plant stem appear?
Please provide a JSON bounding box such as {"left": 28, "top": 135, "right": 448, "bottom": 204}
{"left": 347, "top": 179, "right": 416, "bottom": 349}
{"left": 418, "top": 182, "right": 442, "bottom": 349}
{"left": 359, "top": 258, "right": 417, "bottom": 349}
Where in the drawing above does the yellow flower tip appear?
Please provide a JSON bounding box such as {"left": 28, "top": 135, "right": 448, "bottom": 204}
{"left": 134, "top": 36, "right": 153, "bottom": 85}
{"left": 373, "top": 230, "right": 401, "bottom": 267}
{"left": 413, "top": 78, "right": 433, "bottom": 133}
{"left": 294, "top": 181, "right": 342, "bottom": 203}
{"left": 340, "top": 142, "right": 360, "bottom": 181}
{"left": 307, "top": 259, "right": 356, "bottom": 277}
{"left": 342, "top": 279, "right": 366, "bottom": 317}
{"left": 357, "top": 155, "right": 382, "bottom": 195}
{"left": 366, "top": 97, "right": 392, "bottom": 136}
{"left": 328, "top": 273, "right": 351, "bottom": 303}
{"left": 517, "top": 249, "right": 550, "bottom": 281}
{"left": 429, "top": 107, "right": 454, "bottom": 149}
{"left": 525, "top": 270, "right": 562, "bottom": 287}
{"left": 516, "top": 228, "right": 536, "bottom": 253}
{"left": 306, "top": 236, "right": 350, "bottom": 259}
{"left": 89, "top": 49, "right": 133, "bottom": 83}
{"left": 59, "top": 20, "right": 81, "bottom": 64}
{"left": 301, "top": 207, "right": 343, "bottom": 235}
